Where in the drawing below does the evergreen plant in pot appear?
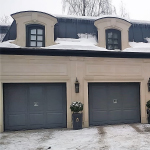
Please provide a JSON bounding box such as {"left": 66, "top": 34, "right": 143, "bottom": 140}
{"left": 70, "top": 101, "right": 83, "bottom": 130}
{"left": 146, "top": 100, "right": 150, "bottom": 124}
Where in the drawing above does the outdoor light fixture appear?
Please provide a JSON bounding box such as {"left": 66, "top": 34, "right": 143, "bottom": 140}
{"left": 148, "top": 78, "right": 150, "bottom": 92}
{"left": 75, "top": 78, "right": 79, "bottom": 93}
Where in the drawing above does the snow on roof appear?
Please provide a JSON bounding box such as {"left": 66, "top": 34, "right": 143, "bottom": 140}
{"left": 44, "top": 34, "right": 108, "bottom": 51}
{"left": 54, "top": 14, "right": 150, "bottom": 25}
{"left": 54, "top": 14, "right": 130, "bottom": 22}
{"left": 123, "top": 42, "right": 150, "bottom": 53}
{"left": 1, "top": 35, "right": 150, "bottom": 53}
{"left": 0, "top": 40, "right": 20, "bottom": 48}
{"left": 130, "top": 19, "right": 150, "bottom": 25}
{"left": 0, "top": 22, "right": 11, "bottom": 26}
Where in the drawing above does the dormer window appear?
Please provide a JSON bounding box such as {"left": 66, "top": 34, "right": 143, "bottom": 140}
{"left": 26, "top": 24, "right": 45, "bottom": 47}
{"left": 106, "top": 29, "right": 121, "bottom": 50}
{"left": 94, "top": 17, "right": 131, "bottom": 50}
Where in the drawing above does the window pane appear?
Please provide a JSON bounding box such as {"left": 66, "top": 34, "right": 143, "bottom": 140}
{"left": 31, "top": 35, "right": 36, "bottom": 40}
{"left": 37, "top": 29, "right": 43, "bottom": 35}
{"left": 108, "top": 39, "right": 113, "bottom": 44}
{"left": 31, "top": 29, "right": 36, "bottom": 34}
{"left": 113, "top": 33, "right": 118, "bottom": 39}
{"left": 114, "top": 45, "right": 119, "bottom": 49}
{"left": 37, "top": 42, "right": 42, "bottom": 47}
{"left": 30, "top": 41, "right": 36, "bottom": 46}
{"left": 108, "top": 45, "right": 113, "bottom": 50}
{"left": 108, "top": 32, "right": 113, "bottom": 38}
{"left": 37, "top": 36, "right": 43, "bottom": 41}
{"left": 114, "top": 40, "right": 118, "bottom": 44}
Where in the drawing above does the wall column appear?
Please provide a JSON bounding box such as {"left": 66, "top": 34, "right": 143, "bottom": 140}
{"left": 0, "top": 54, "right": 3, "bottom": 132}
{"left": 0, "top": 82, "right": 3, "bottom": 132}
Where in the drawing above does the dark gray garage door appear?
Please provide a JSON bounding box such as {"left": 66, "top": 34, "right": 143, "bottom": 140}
{"left": 89, "top": 83, "right": 140, "bottom": 126}
{"left": 4, "top": 83, "right": 67, "bottom": 131}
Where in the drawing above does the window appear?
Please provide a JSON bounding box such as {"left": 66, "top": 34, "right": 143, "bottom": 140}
{"left": 26, "top": 24, "right": 45, "bottom": 47}
{"left": 106, "top": 29, "right": 121, "bottom": 50}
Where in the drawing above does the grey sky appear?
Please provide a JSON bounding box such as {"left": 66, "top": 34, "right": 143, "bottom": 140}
{"left": 0, "top": 0, "right": 150, "bottom": 22}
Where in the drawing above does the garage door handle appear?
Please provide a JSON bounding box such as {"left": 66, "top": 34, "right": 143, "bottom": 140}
{"left": 113, "top": 99, "right": 117, "bottom": 103}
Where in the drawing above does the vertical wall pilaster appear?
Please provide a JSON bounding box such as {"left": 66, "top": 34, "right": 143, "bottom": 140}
{"left": 0, "top": 55, "right": 3, "bottom": 132}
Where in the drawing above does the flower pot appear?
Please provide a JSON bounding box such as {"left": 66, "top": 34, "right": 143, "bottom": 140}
{"left": 72, "top": 113, "right": 82, "bottom": 130}
{"left": 147, "top": 109, "right": 150, "bottom": 124}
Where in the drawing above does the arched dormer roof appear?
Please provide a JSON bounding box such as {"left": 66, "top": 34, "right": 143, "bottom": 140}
{"left": 11, "top": 11, "right": 57, "bottom": 47}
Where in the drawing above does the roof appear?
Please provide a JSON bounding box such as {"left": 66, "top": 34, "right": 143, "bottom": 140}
{"left": 1, "top": 11, "right": 150, "bottom": 57}
{"left": 3, "top": 13, "right": 150, "bottom": 43}
{"left": 11, "top": 11, "right": 57, "bottom": 19}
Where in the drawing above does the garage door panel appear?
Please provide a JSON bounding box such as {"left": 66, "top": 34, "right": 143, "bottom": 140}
{"left": 8, "top": 114, "right": 26, "bottom": 126}
{"left": 92, "top": 111, "right": 108, "bottom": 122}
{"left": 4, "top": 83, "right": 67, "bottom": 131}
{"left": 29, "top": 113, "right": 45, "bottom": 125}
{"left": 29, "top": 86, "right": 44, "bottom": 112}
{"left": 4, "top": 85, "right": 28, "bottom": 112}
{"left": 123, "top": 109, "right": 140, "bottom": 121}
{"left": 89, "top": 85, "right": 108, "bottom": 110}
{"left": 46, "top": 113, "right": 64, "bottom": 124}
{"left": 122, "top": 84, "right": 140, "bottom": 109}
{"left": 108, "top": 110, "right": 122, "bottom": 121}
{"left": 108, "top": 85, "right": 122, "bottom": 110}
{"left": 108, "top": 99, "right": 122, "bottom": 110}
{"left": 46, "top": 85, "right": 65, "bottom": 111}
{"left": 89, "top": 83, "right": 140, "bottom": 126}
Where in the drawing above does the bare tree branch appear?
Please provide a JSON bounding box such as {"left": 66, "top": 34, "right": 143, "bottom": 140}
{"left": 62, "top": 0, "right": 116, "bottom": 16}
{"left": 0, "top": 15, "right": 10, "bottom": 23}
{"left": 119, "top": 1, "right": 129, "bottom": 18}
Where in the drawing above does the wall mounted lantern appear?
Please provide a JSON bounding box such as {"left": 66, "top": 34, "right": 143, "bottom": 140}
{"left": 148, "top": 78, "right": 150, "bottom": 92}
{"left": 75, "top": 78, "right": 79, "bottom": 93}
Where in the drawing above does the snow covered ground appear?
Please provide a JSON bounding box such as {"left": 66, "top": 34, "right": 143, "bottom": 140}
{"left": 0, "top": 124, "right": 150, "bottom": 150}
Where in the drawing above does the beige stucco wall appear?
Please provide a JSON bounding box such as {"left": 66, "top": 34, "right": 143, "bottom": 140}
{"left": 0, "top": 54, "right": 150, "bottom": 132}
{"left": 94, "top": 18, "right": 131, "bottom": 50}
{"left": 11, "top": 11, "right": 57, "bottom": 47}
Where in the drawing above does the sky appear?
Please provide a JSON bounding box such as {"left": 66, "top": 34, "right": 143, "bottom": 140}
{"left": 0, "top": 0, "right": 150, "bottom": 23}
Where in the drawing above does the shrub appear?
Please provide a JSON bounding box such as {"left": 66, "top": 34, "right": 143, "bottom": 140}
{"left": 70, "top": 101, "right": 83, "bottom": 113}
{"left": 146, "top": 100, "right": 150, "bottom": 108}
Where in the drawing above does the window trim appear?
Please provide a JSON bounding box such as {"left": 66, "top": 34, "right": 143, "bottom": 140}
{"left": 105, "top": 29, "right": 122, "bottom": 50}
{"left": 26, "top": 24, "right": 45, "bottom": 47}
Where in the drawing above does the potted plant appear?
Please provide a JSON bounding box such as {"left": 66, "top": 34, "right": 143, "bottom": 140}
{"left": 70, "top": 101, "right": 83, "bottom": 130}
{"left": 146, "top": 100, "right": 150, "bottom": 124}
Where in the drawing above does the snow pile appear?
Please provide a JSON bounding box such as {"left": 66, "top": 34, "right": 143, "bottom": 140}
{"left": 129, "top": 42, "right": 150, "bottom": 48}
{"left": 123, "top": 42, "right": 150, "bottom": 53}
{"left": 0, "top": 22, "right": 11, "bottom": 26}
{"left": 45, "top": 34, "right": 108, "bottom": 51}
{"left": 145, "top": 37, "right": 150, "bottom": 43}
{"left": 0, "top": 40, "right": 20, "bottom": 48}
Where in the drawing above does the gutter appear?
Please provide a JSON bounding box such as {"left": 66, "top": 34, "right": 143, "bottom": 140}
{"left": 0, "top": 47, "right": 150, "bottom": 59}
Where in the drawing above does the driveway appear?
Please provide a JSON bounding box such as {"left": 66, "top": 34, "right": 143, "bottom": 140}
{"left": 0, "top": 124, "right": 150, "bottom": 150}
